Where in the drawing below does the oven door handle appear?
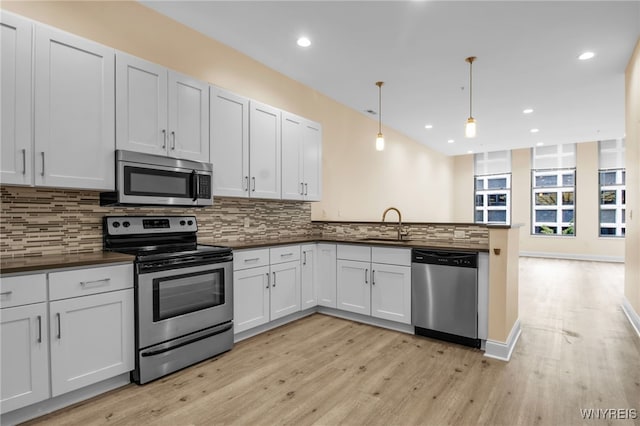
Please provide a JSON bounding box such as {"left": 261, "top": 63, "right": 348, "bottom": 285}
{"left": 140, "top": 322, "right": 233, "bottom": 357}
{"left": 191, "top": 170, "right": 198, "bottom": 202}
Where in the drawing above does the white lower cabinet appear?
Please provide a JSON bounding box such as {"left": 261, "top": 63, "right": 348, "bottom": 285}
{"left": 0, "top": 263, "right": 134, "bottom": 415}
{"left": 233, "top": 246, "right": 301, "bottom": 334}
{"left": 300, "top": 244, "right": 316, "bottom": 309}
{"left": 336, "top": 245, "right": 411, "bottom": 324}
{"left": 0, "top": 302, "right": 50, "bottom": 414}
{"left": 316, "top": 244, "right": 337, "bottom": 308}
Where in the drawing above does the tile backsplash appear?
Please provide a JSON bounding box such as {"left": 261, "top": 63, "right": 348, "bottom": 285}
{"left": 0, "top": 186, "right": 313, "bottom": 258}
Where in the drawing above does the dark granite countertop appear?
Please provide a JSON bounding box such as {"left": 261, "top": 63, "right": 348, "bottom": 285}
{"left": 202, "top": 237, "right": 489, "bottom": 252}
{"left": 1, "top": 252, "right": 135, "bottom": 275}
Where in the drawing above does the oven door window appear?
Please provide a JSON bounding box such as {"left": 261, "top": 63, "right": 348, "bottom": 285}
{"left": 153, "top": 269, "right": 225, "bottom": 321}
{"left": 124, "top": 166, "right": 193, "bottom": 199}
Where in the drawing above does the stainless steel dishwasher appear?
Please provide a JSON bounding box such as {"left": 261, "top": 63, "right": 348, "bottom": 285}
{"left": 411, "top": 249, "right": 480, "bottom": 348}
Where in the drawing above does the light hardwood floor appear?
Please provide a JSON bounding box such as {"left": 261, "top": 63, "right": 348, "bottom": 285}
{"left": 23, "top": 258, "right": 640, "bottom": 425}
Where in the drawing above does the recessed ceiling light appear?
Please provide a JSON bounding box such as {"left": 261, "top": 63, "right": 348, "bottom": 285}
{"left": 536, "top": 142, "right": 544, "bottom": 146}
{"left": 447, "top": 139, "right": 454, "bottom": 144}
{"left": 297, "top": 37, "right": 311, "bottom": 47}
{"left": 523, "top": 108, "right": 534, "bottom": 114}
{"left": 425, "top": 124, "right": 433, "bottom": 129}
{"left": 578, "top": 51, "right": 595, "bottom": 60}
{"left": 530, "top": 128, "right": 540, "bottom": 133}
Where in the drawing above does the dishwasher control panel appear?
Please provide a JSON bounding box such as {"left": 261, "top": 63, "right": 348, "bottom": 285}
{"left": 411, "top": 249, "right": 478, "bottom": 268}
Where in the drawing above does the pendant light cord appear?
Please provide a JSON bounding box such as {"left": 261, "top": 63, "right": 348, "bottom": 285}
{"left": 378, "top": 82, "right": 383, "bottom": 134}
{"left": 469, "top": 59, "right": 473, "bottom": 118}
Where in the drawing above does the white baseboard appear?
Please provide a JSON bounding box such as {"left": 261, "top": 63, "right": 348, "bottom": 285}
{"left": 520, "top": 251, "right": 624, "bottom": 263}
{"left": 622, "top": 297, "right": 640, "bottom": 338}
{"left": 1, "top": 373, "right": 130, "bottom": 426}
{"left": 484, "top": 319, "right": 521, "bottom": 362}
{"left": 316, "top": 307, "right": 414, "bottom": 335}
{"left": 233, "top": 308, "right": 316, "bottom": 343}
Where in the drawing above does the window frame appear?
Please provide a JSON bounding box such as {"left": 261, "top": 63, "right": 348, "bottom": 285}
{"left": 598, "top": 168, "right": 626, "bottom": 238}
{"left": 531, "top": 168, "right": 576, "bottom": 236}
{"left": 474, "top": 173, "right": 511, "bottom": 225}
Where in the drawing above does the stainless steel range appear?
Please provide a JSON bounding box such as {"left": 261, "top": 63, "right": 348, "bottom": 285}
{"left": 103, "top": 216, "right": 233, "bottom": 384}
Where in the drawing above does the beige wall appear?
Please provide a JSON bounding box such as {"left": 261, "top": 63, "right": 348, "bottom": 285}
{"left": 625, "top": 39, "right": 640, "bottom": 315}
{"left": 2, "top": 1, "right": 454, "bottom": 223}
{"left": 453, "top": 143, "right": 625, "bottom": 260}
{"left": 488, "top": 227, "right": 520, "bottom": 342}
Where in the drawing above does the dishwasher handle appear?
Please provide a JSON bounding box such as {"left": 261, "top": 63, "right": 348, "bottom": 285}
{"left": 412, "top": 249, "right": 477, "bottom": 268}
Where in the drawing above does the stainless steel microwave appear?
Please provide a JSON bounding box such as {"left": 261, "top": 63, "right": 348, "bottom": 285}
{"left": 100, "top": 150, "right": 213, "bottom": 207}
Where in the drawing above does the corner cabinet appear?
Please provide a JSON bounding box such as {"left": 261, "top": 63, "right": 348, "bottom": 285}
{"left": 0, "top": 263, "right": 134, "bottom": 415}
{"left": 116, "top": 51, "right": 209, "bottom": 162}
{"left": 0, "top": 11, "right": 33, "bottom": 186}
{"left": 281, "top": 113, "right": 322, "bottom": 201}
{"left": 34, "top": 24, "right": 115, "bottom": 190}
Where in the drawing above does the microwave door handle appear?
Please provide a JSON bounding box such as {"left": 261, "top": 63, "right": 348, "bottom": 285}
{"left": 191, "top": 170, "right": 198, "bottom": 202}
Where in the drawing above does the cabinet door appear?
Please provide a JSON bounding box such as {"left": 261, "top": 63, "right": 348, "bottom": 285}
{"left": 34, "top": 25, "right": 115, "bottom": 190}
{"left": 270, "top": 261, "right": 301, "bottom": 321}
{"left": 233, "top": 266, "right": 270, "bottom": 333}
{"left": 115, "top": 52, "right": 168, "bottom": 156}
{"left": 371, "top": 263, "right": 411, "bottom": 324}
{"left": 249, "top": 101, "right": 281, "bottom": 199}
{"left": 0, "top": 303, "right": 49, "bottom": 413}
{"left": 301, "top": 244, "right": 316, "bottom": 309}
{"left": 281, "top": 113, "right": 304, "bottom": 200}
{"left": 211, "top": 87, "right": 249, "bottom": 197}
{"left": 317, "top": 244, "right": 337, "bottom": 308}
{"left": 49, "top": 289, "right": 134, "bottom": 397}
{"left": 302, "top": 121, "right": 322, "bottom": 201}
{"left": 336, "top": 260, "right": 371, "bottom": 315}
{"left": 168, "top": 71, "right": 209, "bottom": 162}
{"left": 0, "top": 12, "right": 33, "bottom": 186}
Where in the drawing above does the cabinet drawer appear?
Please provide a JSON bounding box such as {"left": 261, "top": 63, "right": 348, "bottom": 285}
{"left": 270, "top": 245, "right": 300, "bottom": 264}
{"left": 372, "top": 247, "right": 411, "bottom": 266}
{"left": 49, "top": 264, "right": 133, "bottom": 301}
{"left": 234, "top": 248, "right": 269, "bottom": 270}
{"left": 0, "top": 274, "right": 47, "bottom": 309}
{"left": 337, "top": 244, "right": 371, "bottom": 262}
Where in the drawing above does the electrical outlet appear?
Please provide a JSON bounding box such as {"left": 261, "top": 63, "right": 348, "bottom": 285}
{"left": 244, "top": 217, "right": 250, "bottom": 228}
{"left": 454, "top": 230, "right": 466, "bottom": 239}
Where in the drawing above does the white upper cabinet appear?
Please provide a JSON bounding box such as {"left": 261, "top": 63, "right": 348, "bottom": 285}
{"left": 281, "top": 112, "right": 322, "bottom": 201}
{"left": 34, "top": 25, "right": 115, "bottom": 190}
{"left": 249, "top": 101, "right": 281, "bottom": 199}
{"left": 116, "top": 52, "right": 209, "bottom": 163}
{"left": 0, "top": 12, "right": 33, "bottom": 186}
{"left": 210, "top": 87, "right": 250, "bottom": 197}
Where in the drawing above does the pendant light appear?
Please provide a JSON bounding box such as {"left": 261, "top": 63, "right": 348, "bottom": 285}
{"left": 375, "top": 81, "right": 385, "bottom": 151}
{"left": 465, "top": 56, "right": 477, "bottom": 138}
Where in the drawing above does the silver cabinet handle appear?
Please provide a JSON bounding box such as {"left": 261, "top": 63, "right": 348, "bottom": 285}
{"left": 280, "top": 253, "right": 293, "bottom": 258}
{"left": 303, "top": 251, "right": 307, "bottom": 265}
{"left": 244, "top": 257, "right": 260, "bottom": 263}
{"left": 244, "top": 176, "right": 249, "bottom": 192}
{"left": 304, "top": 183, "right": 308, "bottom": 195}
{"left": 300, "top": 182, "right": 304, "bottom": 195}
{"left": 0, "top": 291, "right": 13, "bottom": 297}
{"left": 80, "top": 278, "right": 111, "bottom": 288}
{"left": 251, "top": 177, "right": 256, "bottom": 192}
{"left": 56, "top": 313, "right": 61, "bottom": 339}
{"left": 21, "top": 149, "right": 26, "bottom": 175}
{"left": 171, "top": 131, "right": 176, "bottom": 150}
{"left": 162, "top": 129, "right": 167, "bottom": 149}
{"left": 266, "top": 272, "right": 270, "bottom": 289}
{"left": 40, "top": 152, "right": 45, "bottom": 176}
{"left": 272, "top": 272, "right": 276, "bottom": 287}
{"left": 365, "top": 268, "right": 368, "bottom": 284}
{"left": 37, "top": 315, "right": 42, "bottom": 343}
{"left": 372, "top": 270, "right": 375, "bottom": 285}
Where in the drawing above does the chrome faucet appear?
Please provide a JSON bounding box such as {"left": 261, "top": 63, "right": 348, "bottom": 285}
{"left": 381, "top": 207, "right": 408, "bottom": 240}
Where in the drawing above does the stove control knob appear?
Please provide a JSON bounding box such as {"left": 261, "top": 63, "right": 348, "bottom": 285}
{"left": 180, "top": 220, "right": 186, "bottom": 226}
{"left": 187, "top": 220, "right": 194, "bottom": 226}
{"left": 123, "top": 221, "right": 130, "bottom": 228}
{"left": 112, "top": 221, "right": 120, "bottom": 228}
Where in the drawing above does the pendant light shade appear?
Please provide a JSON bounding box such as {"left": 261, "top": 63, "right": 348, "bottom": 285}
{"left": 465, "top": 56, "right": 477, "bottom": 138}
{"left": 375, "top": 81, "right": 385, "bottom": 151}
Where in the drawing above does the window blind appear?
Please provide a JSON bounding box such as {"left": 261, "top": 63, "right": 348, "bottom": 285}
{"left": 474, "top": 150, "right": 512, "bottom": 175}
{"left": 532, "top": 143, "right": 576, "bottom": 169}
{"left": 598, "top": 139, "right": 625, "bottom": 169}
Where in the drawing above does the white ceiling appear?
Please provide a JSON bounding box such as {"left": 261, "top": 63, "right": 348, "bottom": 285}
{"left": 141, "top": 1, "right": 640, "bottom": 156}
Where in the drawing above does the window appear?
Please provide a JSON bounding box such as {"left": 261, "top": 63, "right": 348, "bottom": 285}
{"left": 474, "top": 151, "right": 511, "bottom": 224}
{"left": 531, "top": 144, "right": 576, "bottom": 236}
{"left": 598, "top": 139, "right": 625, "bottom": 237}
